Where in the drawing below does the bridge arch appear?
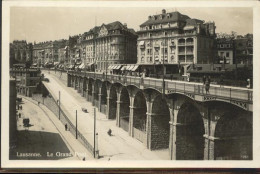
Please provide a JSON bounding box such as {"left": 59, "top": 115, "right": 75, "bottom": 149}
{"left": 176, "top": 102, "right": 205, "bottom": 160}
{"left": 214, "top": 110, "right": 252, "bottom": 160}
{"left": 119, "top": 87, "right": 130, "bottom": 132}
{"left": 150, "top": 94, "right": 170, "bottom": 150}
{"left": 133, "top": 91, "right": 147, "bottom": 143}
{"left": 108, "top": 84, "right": 117, "bottom": 119}
{"left": 100, "top": 82, "right": 108, "bottom": 114}
{"left": 87, "top": 78, "right": 94, "bottom": 102}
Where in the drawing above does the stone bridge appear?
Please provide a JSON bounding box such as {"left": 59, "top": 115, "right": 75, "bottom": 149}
{"left": 67, "top": 71, "right": 253, "bottom": 160}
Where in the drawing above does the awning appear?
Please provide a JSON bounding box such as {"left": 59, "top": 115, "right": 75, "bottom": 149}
{"left": 131, "top": 65, "right": 139, "bottom": 71}
{"left": 54, "top": 62, "right": 59, "bottom": 66}
{"left": 108, "top": 65, "right": 114, "bottom": 70}
{"left": 155, "top": 58, "right": 160, "bottom": 61}
{"left": 128, "top": 65, "right": 136, "bottom": 71}
{"left": 138, "top": 41, "right": 145, "bottom": 46}
{"left": 184, "top": 26, "right": 195, "bottom": 30}
{"left": 78, "top": 63, "right": 85, "bottom": 69}
{"left": 121, "top": 66, "right": 127, "bottom": 71}
{"left": 114, "top": 65, "right": 122, "bottom": 70}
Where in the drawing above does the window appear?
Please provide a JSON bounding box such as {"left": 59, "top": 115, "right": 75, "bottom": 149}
{"left": 226, "top": 52, "right": 230, "bottom": 57}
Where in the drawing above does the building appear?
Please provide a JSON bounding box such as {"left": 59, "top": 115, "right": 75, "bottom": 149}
{"left": 10, "top": 40, "right": 33, "bottom": 68}
{"left": 136, "top": 9, "right": 216, "bottom": 75}
{"left": 32, "top": 39, "right": 67, "bottom": 67}
{"left": 74, "top": 21, "right": 137, "bottom": 72}
{"left": 234, "top": 34, "right": 253, "bottom": 65}
{"left": 216, "top": 37, "right": 234, "bottom": 64}
{"left": 10, "top": 68, "right": 42, "bottom": 97}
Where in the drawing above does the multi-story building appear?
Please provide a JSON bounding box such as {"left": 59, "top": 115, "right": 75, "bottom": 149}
{"left": 10, "top": 40, "right": 33, "bottom": 67}
{"left": 32, "top": 39, "right": 67, "bottom": 67}
{"left": 76, "top": 21, "right": 137, "bottom": 72}
{"left": 58, "top": 41, "right": 69, "bottom": 66}
{"left": 10, "top": 68, "right": 42, "bottom": 97}
{"left": 137, "top": 9, "right": 216, "bottom": 75}
{"left": 216, "top": 37, "right": 234, "bottom": 64}
{"left": 234, "top": 34, "right": 253, "bottom": 65}
{"left": 68, "top": 35, "right": 80, "bottom": 67}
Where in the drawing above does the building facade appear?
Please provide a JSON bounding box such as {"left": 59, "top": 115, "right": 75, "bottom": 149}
{"left": 234, "top": 34, "right": 253, "bottom": 65}
{"left": 10, "top": 40, "right": 33, "bottom": 67}
{"left": 216, "top": 38, "right": 234, "bottom": 64}
{"left": 32, "top": 40, "right": 67, "bottom": 67}
{"left": 74, "top": 21, "right": 137, "bottom": 72}
{"left": 137, "top": 9, "right": 216, "bottom": 74}
{"left": 10, "top": 68, "right": 42, "bottom": 97}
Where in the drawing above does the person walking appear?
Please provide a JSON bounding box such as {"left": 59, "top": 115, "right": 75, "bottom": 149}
{"left": 205, "top": 76, "right": 211, "bottom": 94}
{"left": 65, "top": 124, "right": 68, "bottom": 131}
{"left": 203, "top": 75, "right": 206, "bottom": 85}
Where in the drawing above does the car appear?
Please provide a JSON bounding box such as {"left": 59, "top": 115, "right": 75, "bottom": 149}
{"left": 82, "top": 107, "right": 88, "bottom": 113}
{"left": 42, "top": 78, "right": 50, "bottom": 82}
{"left": 16, "top": 97, "right": 22, "bottom": 102}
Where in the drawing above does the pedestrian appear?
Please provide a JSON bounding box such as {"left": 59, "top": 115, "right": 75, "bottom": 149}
{"left": 205, "top": 76, "right": 210, "bottom": 94}
{"left": 82, "top": 157, "right": 85, "bottom": 161}
{"left": 20, "top": 105, "right": 23, "bottom": 110}
{"left": 187, "top": 74, "right": 190, "bottom": 82}
{"left": 19, "top": 113, "right": 21, "bottom": 118}
{"left": 203, "top": 75, "right": 206, "bottom": 85}
{"left": 65, "top": 124, "right": 68, "bottom": 131}
{"left": 107, "top": 129, "right": 112, "bottom": 136}
{"left": 38, "top": 101, "right": 40, "bottom": 106}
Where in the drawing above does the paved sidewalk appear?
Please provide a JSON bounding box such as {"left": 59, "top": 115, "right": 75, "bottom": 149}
{"left": 20, "top": 96, "right": 93, "bottom": 160}
{"left": 43, "top": 71, "right": 169, "bottom": 160}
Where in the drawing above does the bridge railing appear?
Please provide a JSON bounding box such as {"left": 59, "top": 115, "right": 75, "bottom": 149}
{"left": 165, "top": 81, "right": 253, "bottom": 102}
{"left": 68, "top": 71, "right": 253, "bottom": 103}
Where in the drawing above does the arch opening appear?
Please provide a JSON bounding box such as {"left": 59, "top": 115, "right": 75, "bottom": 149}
{"left": 150, "top": 95, "right": 170, "bottom": 150}
{"left": 176, "top": 102, "right": 205, "bottom": 160}
{"left": 214, "top": 112, "right": 252, "bottom": 160}
{"left": 108, "top": 85, "right": 117, "bottom": 119}
{"left": 100, "top": 83, "right": 107, "bottom": 114}
{"left": 87, "top": 79, "right": 93, "bottom": 102}
{"left": 119, "top": 88, "right": 130, "bottom": 132}
{"left": 94, "top": 81, "right": 99, "bottom": 107}
{"left": 133, "top": 91, "right": 147, "bottom": 143}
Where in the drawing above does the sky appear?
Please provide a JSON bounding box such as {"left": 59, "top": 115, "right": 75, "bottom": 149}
{"left": 10, "top": 7, "right": 253, "bottom": 43}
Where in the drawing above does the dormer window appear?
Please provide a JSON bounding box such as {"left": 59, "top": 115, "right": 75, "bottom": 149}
{"left": 167, "top": 14, "right": 171, "bottom": 18}
{"left": 160, "top": 15, "right": 163, "bottom": 19}
{"left": 152, "top": 16, "right": 156, "bottom": 20}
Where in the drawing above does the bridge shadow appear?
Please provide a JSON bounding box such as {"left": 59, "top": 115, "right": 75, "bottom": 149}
{"left": 10, "top": 130, "right": 73, "bottom": 160}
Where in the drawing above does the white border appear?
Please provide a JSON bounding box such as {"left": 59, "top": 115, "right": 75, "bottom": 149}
{"left": 1, "top": 1, "right": 260, "bottom": 169}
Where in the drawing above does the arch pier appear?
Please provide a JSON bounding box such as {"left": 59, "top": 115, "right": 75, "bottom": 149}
{"left": 67, "top": 72, "right": 253, "bottom": 160}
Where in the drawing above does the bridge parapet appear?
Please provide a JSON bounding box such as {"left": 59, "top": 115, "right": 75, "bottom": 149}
{"left": 68, "top": 71, "right": 253, "bottom": 111}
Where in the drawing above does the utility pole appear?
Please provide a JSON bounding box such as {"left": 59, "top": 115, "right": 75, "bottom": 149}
{"left": 76, "top": 110, "right": 78, "bottom": 139}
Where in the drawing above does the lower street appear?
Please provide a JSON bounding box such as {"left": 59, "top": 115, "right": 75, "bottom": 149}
{"left": 42, "top": 71, "right": 168, "bottom": 160}
{"left": 10, "top": 95, "right": 92, "bottom": 160}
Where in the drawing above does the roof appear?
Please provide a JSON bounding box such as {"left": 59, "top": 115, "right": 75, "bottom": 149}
{"left": 105, "top": 21, "right": 126, "bottom": 30}
{"left": 185, "top": 18, "right": 204, "bottom": 26}
{"left": 140, "top": 11, "right": 190, "bottom": 27}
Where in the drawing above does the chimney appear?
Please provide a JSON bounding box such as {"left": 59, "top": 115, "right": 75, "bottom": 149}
{"left": 162, "top": 9, "right": 166, "bottom": 14}
{"left": 123, "top": 23, "right": 127, "bottom": 28}
{"left": 148, "top": 16, "right": 152, "bottom": 20}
